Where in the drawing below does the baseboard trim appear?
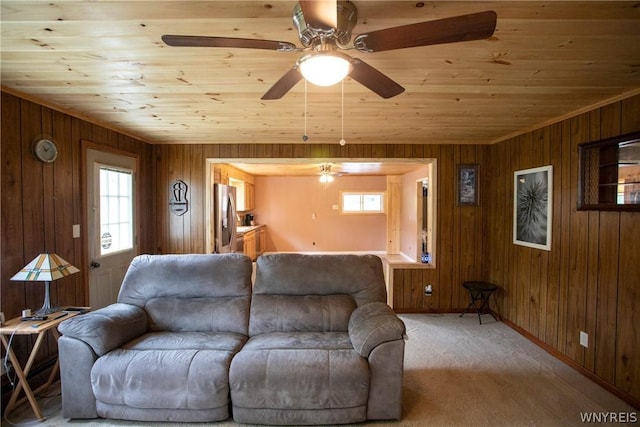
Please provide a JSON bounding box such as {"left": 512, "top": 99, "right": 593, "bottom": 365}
{"left": 502, "top": 317, "right": 640, "bottom": 410}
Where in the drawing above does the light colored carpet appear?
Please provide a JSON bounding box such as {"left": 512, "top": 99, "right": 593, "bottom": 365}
{"left": 3, "top": 314, "right": 636, "bottom": 427}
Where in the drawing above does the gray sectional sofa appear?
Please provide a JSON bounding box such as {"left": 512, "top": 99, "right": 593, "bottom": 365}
{"left": 57, "top": 252, "right": 406, "bottom": 425}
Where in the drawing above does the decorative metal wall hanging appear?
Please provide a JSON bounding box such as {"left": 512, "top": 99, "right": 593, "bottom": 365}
{"left": 169, "top": 180, "right": 189, "bottom": 216}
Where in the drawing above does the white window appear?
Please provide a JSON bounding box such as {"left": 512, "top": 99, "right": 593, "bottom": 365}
{"left": 99, "top": 166, "right": 134, "bottom": 256}
{"left": 340, "top": 192, "right": 385, "bottom": 214}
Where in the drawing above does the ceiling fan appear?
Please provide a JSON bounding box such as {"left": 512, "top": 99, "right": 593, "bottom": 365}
{"left": 319, "top": 164, "right": 340, "bottom": 183}
{"left": 162, "top": 1, "right": 497, "bottom": 100}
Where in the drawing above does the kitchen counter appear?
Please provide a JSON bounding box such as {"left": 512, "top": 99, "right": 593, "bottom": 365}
{"left": 236, "top": 224, "right": 264, "bottom": 236}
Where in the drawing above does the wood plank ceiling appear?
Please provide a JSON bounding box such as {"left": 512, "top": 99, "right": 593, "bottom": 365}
{"left": 2, "top": 1, "right": 640, "bottom": 147}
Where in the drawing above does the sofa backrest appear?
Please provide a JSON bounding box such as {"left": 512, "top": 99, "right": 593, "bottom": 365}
{"left": 118, "top": 253, "right": 252, "bottom": 335}
{"left": 249, "top": 253, "right": 387, "bottom": 335}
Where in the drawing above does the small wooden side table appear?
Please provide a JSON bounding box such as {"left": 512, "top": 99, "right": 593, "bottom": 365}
{"left": 0, "top": 308, "right": 87, "bottom": 421}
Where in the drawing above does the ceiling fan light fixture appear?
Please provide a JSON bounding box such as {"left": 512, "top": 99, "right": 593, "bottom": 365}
{"left": 319, "top": 164, "right": 335, "bottom": 183}
{"left": 319, "top": 173, "right": 335, "bottom": 183}
{"left": 299, "top": 52, "right": 352, "bottom": 87}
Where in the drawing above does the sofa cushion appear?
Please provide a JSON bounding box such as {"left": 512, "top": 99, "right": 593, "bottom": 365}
{"left": 230, "top": 333, "right": 369, "bottom": 412}
{"left": 145, "top": 296, "right": 250, "bottom": 333}
{"left": 124, "top": 331, "right": 247, "bottom": 352}
{"left": 118, "top": 254, "right": 252, "bottom": 335}
{"left": 253, "top": 254, "right": 387, "bottom": 307}
{"left": 241, "top": 331, "right": 354, "bottom": 351}
{"left": 249, "top": 294, "right": 356, "bottom": 335}
{"left": 91, "top": 332, "right": 246, "bottom": 411}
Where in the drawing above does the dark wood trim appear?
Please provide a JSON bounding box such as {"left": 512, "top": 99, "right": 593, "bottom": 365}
{"left": 503, "top": 317, "right": 640, "bottom": 410}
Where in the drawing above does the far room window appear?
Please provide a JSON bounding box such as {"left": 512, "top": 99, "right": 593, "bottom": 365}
{"left": 341, "top": 192, "right": 385, "bottom": 214}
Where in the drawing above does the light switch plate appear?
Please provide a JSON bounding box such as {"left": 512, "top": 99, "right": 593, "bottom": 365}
{"left": 580, "top": 331, "right": 588, "bottom": 348}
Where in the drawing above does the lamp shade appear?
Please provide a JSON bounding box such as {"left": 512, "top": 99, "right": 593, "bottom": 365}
{"left": 11, "top": 253, "right": 80, "bottom": 315}
{"left": 299, "top": 52, "right": 352, "bottom": 87}
{"left": 11, "top": 253, "right": 79, "bottom": 282}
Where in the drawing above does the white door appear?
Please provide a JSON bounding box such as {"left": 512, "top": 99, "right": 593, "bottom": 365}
{"left": 86, "top": 148, "right": 138, "bottom": 309}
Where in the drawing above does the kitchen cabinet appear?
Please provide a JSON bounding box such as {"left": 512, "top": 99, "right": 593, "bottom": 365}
{"left": 244, "top": 182, "right": 255, "bottom": 211}
{"left": 243, "top": 230, "right": 256, "bottom": 261}
{"left": 238, "top": 225, "right": 264, "bottom": 261}
{"left": 256, "top": 227, "right": 266, "bottom": 257}
{"left": 232, "top": 181, "right": 255, "bottom": 212}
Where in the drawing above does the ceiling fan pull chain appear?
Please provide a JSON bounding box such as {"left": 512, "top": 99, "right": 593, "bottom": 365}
{"left": 340, "top": 79, "right": 346, "bottom": 146}
{"left": 302, "top": 79, "right": 309, "bottom": 142}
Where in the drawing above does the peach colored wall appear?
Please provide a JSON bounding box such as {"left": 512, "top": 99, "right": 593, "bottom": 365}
{"left": 400, "top": 165, "right": 431, "bottom": 260}
{"left": 254, "top": 175, "right": 387, "bottom": 252}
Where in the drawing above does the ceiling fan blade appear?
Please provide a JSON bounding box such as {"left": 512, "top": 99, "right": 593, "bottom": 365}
{"left": 162, "top": 35, "right": 297, "bottom": 52}
{"left": 354, "top": 10, "right": 497, "bottom": 53}
{"left": 299, "top": 0, "right": 337, "bottom": 30}
{"left": 348, "top": 58, "right": 405, "bottom": 99}
{"left": 261, "top": 66, "right": 303, "bottom": 100}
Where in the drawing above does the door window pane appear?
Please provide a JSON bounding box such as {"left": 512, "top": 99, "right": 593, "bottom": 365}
{"left": 99, "top": 167, "right": 134, "bottom": 256}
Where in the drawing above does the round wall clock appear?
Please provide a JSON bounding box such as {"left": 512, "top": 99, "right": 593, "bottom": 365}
{"left": 33, "top": 138, "right": 58, "bottom": 163}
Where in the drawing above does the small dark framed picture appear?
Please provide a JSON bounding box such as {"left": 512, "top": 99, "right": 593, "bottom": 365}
{"left": 457, "top": 164, "right": 479, "bottom": 206}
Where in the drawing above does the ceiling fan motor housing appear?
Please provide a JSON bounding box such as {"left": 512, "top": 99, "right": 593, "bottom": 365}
{"left": 293, "top": 1, "right": 358, "bottom": 49}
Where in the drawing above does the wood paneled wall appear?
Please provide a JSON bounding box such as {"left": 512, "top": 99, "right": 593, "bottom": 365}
{"left": 483, "top": 94, "right": 640, "bottom": 406}
{"left": 154, "top": 142, "right": 486, "bottom": 312}
{"left": 3, "top": 89, "right": 638, "bottom": 408}
{"left": 392, "top": 144, "right": 486, "bottom": 313}
{"left": 1, "top": 91, "right": 155, "bottom": 401}
{"left": 153, "top": 96, "right": 640, "bottom": 406}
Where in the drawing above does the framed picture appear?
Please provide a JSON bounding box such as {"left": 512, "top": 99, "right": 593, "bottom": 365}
{"left": 457, "top": 164, "right": 479, "bottom": 206}
{"left": 513, "top": 165, "right": 553, "bottom": 250}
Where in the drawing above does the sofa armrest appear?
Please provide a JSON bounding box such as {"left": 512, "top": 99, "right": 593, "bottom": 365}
{"left": 58, "top": 303, "right": 148, "bottom": 356}
{"left": 348, "top": 302, "right": 406, "bottom": 357}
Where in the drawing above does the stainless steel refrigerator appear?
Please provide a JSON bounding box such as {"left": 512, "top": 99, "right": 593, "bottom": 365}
{"left": 213, "top": 184, "right": 237, "bottom": 253}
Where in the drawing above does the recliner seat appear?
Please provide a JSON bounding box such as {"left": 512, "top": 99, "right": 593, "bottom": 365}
{"left": 229, "top": 253, "right": 406, "bottom": 425}
{"left": 58, "top": 253, "right": 252, "bottom": 422}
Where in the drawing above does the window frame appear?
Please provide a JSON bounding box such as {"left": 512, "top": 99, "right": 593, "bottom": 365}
{"left": 339, "top": 191, "right": 386, "bottom": 215}
{"left": 96, "top": 163, "right": 135, "bottom": 257}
